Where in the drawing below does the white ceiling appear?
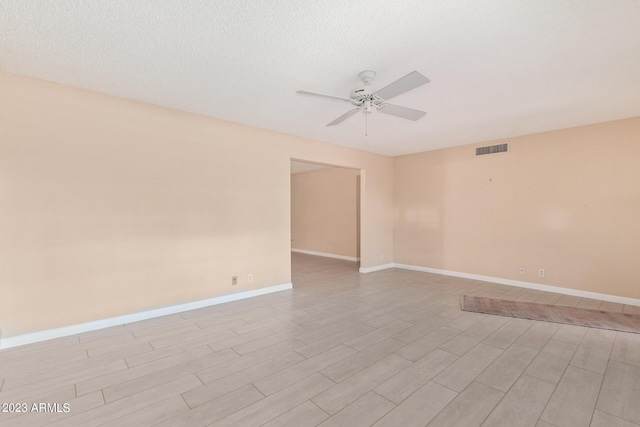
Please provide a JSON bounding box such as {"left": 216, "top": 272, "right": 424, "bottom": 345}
{"left": 1, "top": 1, "right": 639, "bottom": 156}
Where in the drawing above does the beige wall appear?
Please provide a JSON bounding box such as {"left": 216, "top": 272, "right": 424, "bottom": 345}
{"left": 0, "top": 72, "right": 394, "bottom": 338}
{"left": 291, "top": 167, "right": 360, "bottom": 258}
{"left": 394, "top": 117, "right": 640, "bottom": 299}
{"left": 3, "top": 69, "right": 638, "bottom": 339}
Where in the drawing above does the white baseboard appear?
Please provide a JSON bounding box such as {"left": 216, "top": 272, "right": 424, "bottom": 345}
{"left": 0, "top": 283, "right": 293, "bottom": 350}
{"left": 359, "top": 263, "right": 395, "bottom": 273}
{"left": 394, "top": 263, "right": 640, "bottom": 307}
{"left": 292, "top": 248, "right": 359, "bottom": 262}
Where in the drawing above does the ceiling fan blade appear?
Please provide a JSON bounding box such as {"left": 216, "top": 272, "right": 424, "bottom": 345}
{"left": 296, "top": 90, "right": 353, "bottom": 103}
{"left": 374, "top": 71, "right": 430, "bottom": 101}
{"left": 326, "top": 108, "right": 361, "bottom": 126}
{"left": 378, "top": 103, "right": 426, "bottom": 121}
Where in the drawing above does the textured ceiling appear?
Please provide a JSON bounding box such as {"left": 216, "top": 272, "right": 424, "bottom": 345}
{"left": 1, "top": 1, "right": 639, "bottom": 156}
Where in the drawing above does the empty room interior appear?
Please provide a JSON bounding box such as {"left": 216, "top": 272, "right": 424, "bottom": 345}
{"left": 1, "top": 2, "right": 640, "bottom": 426}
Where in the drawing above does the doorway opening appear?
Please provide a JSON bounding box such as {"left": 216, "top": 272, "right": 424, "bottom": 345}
{"left": 290, "top": 159, "right": 362, "bottom": 281}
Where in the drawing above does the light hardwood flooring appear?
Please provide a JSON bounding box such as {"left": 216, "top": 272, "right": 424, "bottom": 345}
{"left": 1, "top": 252, "right": 640, "bottom": 426}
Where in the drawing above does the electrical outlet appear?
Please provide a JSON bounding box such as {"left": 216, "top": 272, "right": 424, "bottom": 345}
{"left": 538, "top": 269, "right": 545, "bottom": 277}
{"left": 248, "top": 273, "right": 253, "bottom": 282}
{"left": 380, "top": 254, "right": 384, "bottom": 260}
{"left": 519, "top": 266, "right": 525, "bottom": 274}
{"left": 232, "top": 276, "right": 238, "bottom": 286}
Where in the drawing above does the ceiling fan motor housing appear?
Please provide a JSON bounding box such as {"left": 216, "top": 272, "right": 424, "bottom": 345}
{"left": 350, "top": 86, "right": 374, "bottom": 101}
{"left": 349, "top": 70, "right": 384, "bottom": 107}
{"left": 349, "top": 86, "right": 384, "bottom": 107}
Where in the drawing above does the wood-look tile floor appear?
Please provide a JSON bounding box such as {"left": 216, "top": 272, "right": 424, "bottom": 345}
{"left": 1, "top": 252, "right": 640, "bottom": 426}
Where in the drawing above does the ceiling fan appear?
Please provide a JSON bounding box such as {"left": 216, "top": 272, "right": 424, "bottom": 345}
{"left": 296, "top": 70, "right": 430, "bottom": 127}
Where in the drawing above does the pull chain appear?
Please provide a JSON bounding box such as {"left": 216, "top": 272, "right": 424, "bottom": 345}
{"left": 365, "top": 109, "right": 368, "bottom": 137}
